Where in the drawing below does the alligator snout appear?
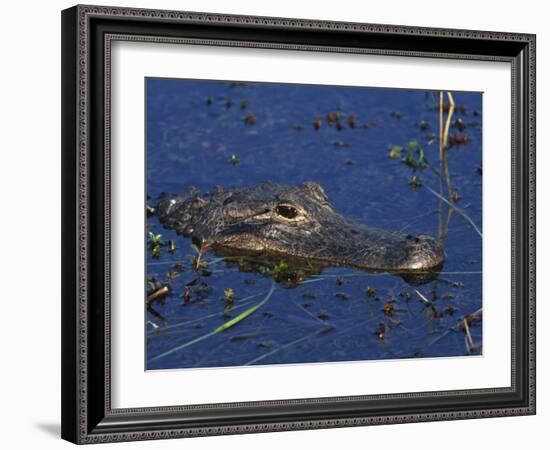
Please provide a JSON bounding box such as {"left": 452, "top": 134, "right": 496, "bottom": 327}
{"left": 318, "top": 219, "right": 444, "bottom": 272}
{"left": 403, "top": 233, "right": 444, "bottom": 270}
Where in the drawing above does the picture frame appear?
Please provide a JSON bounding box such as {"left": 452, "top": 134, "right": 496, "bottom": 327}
{"left": 61, "top": 4, "right": 536, "bottom": 444}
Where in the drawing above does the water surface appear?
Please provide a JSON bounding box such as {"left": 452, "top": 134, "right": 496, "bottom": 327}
{"left": 145, "top": 78, "right": 483, "bottom": 370}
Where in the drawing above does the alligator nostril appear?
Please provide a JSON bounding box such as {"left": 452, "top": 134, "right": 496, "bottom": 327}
{"left": 414, "top": 236, "right": 421, "bottom": 243}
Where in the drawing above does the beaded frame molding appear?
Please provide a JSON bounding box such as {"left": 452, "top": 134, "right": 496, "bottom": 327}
{"left": 61, "top": 4, "right": 536, "bottom": 444}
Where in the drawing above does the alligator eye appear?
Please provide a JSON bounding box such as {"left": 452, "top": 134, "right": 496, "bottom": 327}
{"left": 275, "top": 204, "right": 299, "bottom": 219}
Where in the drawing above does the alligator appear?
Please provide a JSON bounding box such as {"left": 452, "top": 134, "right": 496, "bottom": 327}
{"left": 151, "top": 181, "right": 444, "bottom": 280}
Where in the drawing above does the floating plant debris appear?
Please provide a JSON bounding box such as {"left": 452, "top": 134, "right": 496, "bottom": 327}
{"left": 448, "top": 132, "right": 471, "bottom": 146}
{"left": 452, "top": 118, "right": 467, "bottom": 131}
{"left": 244, "top": 112, "right": 256, "bottom": 125}
{"left": 388, "top": 145, "right": 403, "bottom": 159}
{"left": 409, "top": 175, "right": 423, "bottom": 189}
{"left": 418, "top": 120, "right": 429, "bottom": 131}
{"left": 326, "top": 111, "right": 342, "bottom": 125}
{"left": 366, "top": 286, "right": 377, "bottom": 298}
{"left": 347, "top": 114, "right": 358, "bottom": 128}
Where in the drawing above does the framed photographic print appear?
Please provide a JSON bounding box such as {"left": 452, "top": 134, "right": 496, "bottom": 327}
{"left": 61, "top": 4, "right": 536, "bottom": 444}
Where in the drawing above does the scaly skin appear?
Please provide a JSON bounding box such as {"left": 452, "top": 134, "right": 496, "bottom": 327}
{"left": 154, "top": 181, "right": 444, "bottom": 273}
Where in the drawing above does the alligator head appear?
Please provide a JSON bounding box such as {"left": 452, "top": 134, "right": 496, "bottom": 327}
{"left": 153, "top": 181, "right": 444, "bottom": 278}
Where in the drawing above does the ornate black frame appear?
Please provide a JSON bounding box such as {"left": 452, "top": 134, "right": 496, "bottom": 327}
{"left": 61, "top": 4, "right": 536, "bottom": 444}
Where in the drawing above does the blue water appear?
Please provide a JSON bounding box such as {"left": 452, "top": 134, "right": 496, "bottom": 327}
{"left": 145, "top": 78, "right": 483, "bottom": 370}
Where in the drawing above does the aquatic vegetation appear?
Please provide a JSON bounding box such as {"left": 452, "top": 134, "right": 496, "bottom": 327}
{"left": 388, "top": 141, "right": 427, "bottom": 170}
{"left": 409, "top": 175, "right": 422, "bottom": 189}
{"left": 272, "top": 261, "right": 289, "bottom": 277}
{"left": 244, "top": 112, "right": 255, "bottom": 125}
{"left": 390, "top": 111, "right": 403, "bottom": 119}
{"left": 388, "top": 145, "right": 403, "bottom": 159}
{"left": 452, "top": 117, "right": 467, "bottom": 131}
{"left": 316, "top": 310, "right": 330, "bottom": 321}
{"left": 149, "top": 283, "right": 276, "bottom": 362}
{"left": 374, "top": 321, "right": 386, "bottom": 341}
{"left": 448, "top": 132, "right": 471, "bottom": 146}
{"left": 383, "top": 301, "right": 395, "bottom": 317}
{"left": 190, "top": 243, "right": 210, "bottom": 271}
{"left": 423, "top": 184, "right": 482, "bottom": 238}
{"left": 402, "top": 143, "right": 428, "bottom": 170}
{"left": 418, "top": 120, "right": 429, "bottom": 131}
{"left": 365, "top": 286, "right": 377, "bottom": 298}
{"left": 223, "top": 288, "right": 235, "bottom": 303}
{"left": 326, "top": 111, "right": 342, "bottom": 125}
{"left": 347, "top": 114, "right": 358, "bottom": 128}
{"left": 167, "top": 239, "right": 177, "bottom": 254}
{"left": 148, "top": 232, "right": 163, "bottom": 258}
{"left": 149, "top": 232, "right": 162, "bottom": 245}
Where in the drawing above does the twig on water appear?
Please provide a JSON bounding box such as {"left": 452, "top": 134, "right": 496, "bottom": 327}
{"left": 414, "top": 289, "right": 432, "bottom": 305}
{"left": 438, "top": 92, "right": 445, "bottom": 239}
{"left": 423, "top": 184, "right": 482, "bottom": 238}
{"left": 146, "top": 286, "right": 170, "bottom": 305}
{"left": 293, "top": 300, "right": 333, "bottom": 325}
{"left": 147, "top": 305, "right": 167, "bottom": 326}
{"left": 298, "top": 277, "right": 325, "bottom": 285}
{"left": 442, "top": 92, "right": 455, "bottom": 198}
{"left": 442, "top": 93, "right": 456, "bottom": 152}
{"left": 463, "top": 317, "right": 475, "bottom": 353}
{"left": 464, "top": 308, "right": 483, "bottom": 325}
{"left": 428, "top": 308, "right": 483, "bottom": 346}
{"left": 147, "top": 320, "right": 160, "bottom": 330}
{"left": 439, "top": 92, "right": 444, "bottom": 162}
{"left": 438, "top": 204, "right": 454, "bottom": 245}
{"left": 437, "top": 91, "right": 456, "bottom": 243}
{"left": 244, "top": 326, "right": 334, "bottom": 366}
